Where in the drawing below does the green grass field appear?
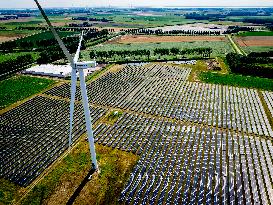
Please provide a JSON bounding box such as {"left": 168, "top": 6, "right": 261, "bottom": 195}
{"left": 0, "top": 76, "right": 55, "bottom": 109}
{"left": 0, "top": 30, "right": 36, "bottom": 38}
{"left": 237, "top": 31, "right": 273, "bottom": 37}
{"left": 16, "top": 31, "right": 79, "bottom": 43}
{"left": 199, "top": 71, "right": 273, "bottom": 91}
{"left": 241, "top": 46, "right": 273, "bottom": 54}
{"left": 0, "top": 52, "right": 39, "bottom": 63}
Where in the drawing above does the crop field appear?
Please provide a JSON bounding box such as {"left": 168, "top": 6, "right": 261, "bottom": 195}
{"left": 1, "top": 64, "right": 273, "bottom": 203}
{"left": 113, "top": 35, "right": 227, "bottom": 44}
{"left": 15, "top": 31, "right": 79, "bottom": 44}
{"left": 241, "top": 46, "right": 273, "bottom": 54}
{"left": 0, "top": 30, "right": 36, "bottom": 43}
{"left": 0, "top": 52, "right": 39, "bottom": 63}
{"left": 0, "top": 76, "right": 55, "bottom": 109}
{"left": 235, "top": 36, "right": 273, "bottom": 47}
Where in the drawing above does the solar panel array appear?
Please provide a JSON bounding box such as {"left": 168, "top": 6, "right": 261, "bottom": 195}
{"left": 0, "top": 96, "right": 106, "bottom": 186}
{"left": 93, "top": 112, "right": 273, "bottom": 205}
{"left": 1, "top": 64, "right": 273, "bottom": 204}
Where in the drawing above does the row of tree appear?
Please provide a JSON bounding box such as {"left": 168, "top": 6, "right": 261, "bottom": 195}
{"left": 15, "top": 26, "right": 101, "bottom": 32}
{"left": 0, "top": 54, "right": 35, "bottom": 76}
{"left": 0, "top": 29, "right": 109, "bottom": 52}
{"left": 121, "top": 28, "right": 221, "bottom": 36}
{"left": 226, "top": 53, "right": 273, "bottom": 79}
{"left": 90, "top": 47, "right": 213, "bottom": 62}
{"left": 36, "top": 30, "right": 111, "bottom": 64}
{"left": 224, "top": 26, "right": 254, "bottom": 34}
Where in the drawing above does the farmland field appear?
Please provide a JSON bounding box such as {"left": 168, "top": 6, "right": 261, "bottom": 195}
{"left": 15, "top": 31, "right": 79, "bottom": 44}
{"left": 0, "top": 76, "right": 55, "bottom": 109}
{"left": 0, "top": 52, "right": 39, "bottom": 63}
{"left": 113, "top": 35, "right": 226, "bottom": 44}
{"left": 0, "top": 30, "right": 37, "bottom": 43}
{"left": 241, "top": 46, "right": 273, "bottom": 54}
{"left": 235, "top": 36, "right": 273, "bottom": 47}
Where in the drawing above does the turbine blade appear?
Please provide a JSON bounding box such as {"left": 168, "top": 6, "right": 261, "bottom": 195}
{"left": 78, "top": 69, "right": 98, "bottom": 170}
{"left": 74, "top": 31, "right": 84, "bottom": 63}
{"left": 33, "top": 0, "right": 74, "bottom": 65}
{"left": 69, "top": 69, "right": 77, "bottom": 149}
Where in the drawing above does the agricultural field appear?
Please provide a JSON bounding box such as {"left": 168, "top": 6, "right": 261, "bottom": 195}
{"left": 0, "top": 76, "right": 55, "bottom": 109}
{"left": 1, "top": 64, "right": 273, "bottom": 204}
{"left": 113, "top": 35, "right": 227, "bottom": 43}
{"left": 0, "top": 30, "right": 36, "bottom": 43}
{"left": 0, "top": 52, "right": 39, "bottom": 63}
{"left": 15, "top": 31, "right": 79, "bottom": 44}
{"left": 234, "top": 35, "right": 273, "bottom": 54}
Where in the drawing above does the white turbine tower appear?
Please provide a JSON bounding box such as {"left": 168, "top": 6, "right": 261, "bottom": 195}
{"left": 34, "top": 0, "right": 98, "bottom": 171}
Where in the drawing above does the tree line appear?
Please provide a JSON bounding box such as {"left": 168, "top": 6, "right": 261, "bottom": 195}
{"left": 16, "top": 26, "right": 100, "bottom": 32}
{"left": 224, "top": 26, "right": 254, "bottom": 34}
{"left": 36, "top": 29, "right": 110, "bottom": 64}
{"left": 0, "top": 29, "right": 109, "bottom": 52}
{"left": 226, "top": 53, "right": 273, "bottom": 79}
{"left": 121, "top": 28, "right": 221, "bottom": 36}
{"left": 0, "top": 54, "right": 35, "bottom": 76}
{"left": 90, "top": 47, "right": 213, "bottom": 62}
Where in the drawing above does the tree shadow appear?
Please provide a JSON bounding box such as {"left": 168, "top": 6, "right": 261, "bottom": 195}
{"left": 66, "top": 168, "right": 96, "bottom": 205}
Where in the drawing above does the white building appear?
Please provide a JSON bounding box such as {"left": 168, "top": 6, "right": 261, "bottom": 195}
{"left": 23, "top": 63, "right": 99, "bottom": 78}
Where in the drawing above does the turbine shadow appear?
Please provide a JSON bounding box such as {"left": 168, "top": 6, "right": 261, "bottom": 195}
{"left": 66, "top": 168, "right": 96, "bottom": 205}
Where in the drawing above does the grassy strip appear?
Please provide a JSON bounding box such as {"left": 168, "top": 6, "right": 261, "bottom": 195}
{"left": 199, "top": 71, "right": 273, "bottom": 91}
{"left": 85, "top": 64, "right": 113, "bottom": 82}
{"left": 227, "top": 35, "right": 246, "bottom": 55}
{"left": 101, "top": 110, "right": 123, "bottom": 125}
{"left": 0, "top": 76, "right": 55, "bottom": 109}
{"left": 21, "top": 142, "right": 138, "bottom": 205}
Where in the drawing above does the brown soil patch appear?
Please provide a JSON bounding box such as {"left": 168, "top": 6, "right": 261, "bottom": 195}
{"left": 0, "top": 36, "right": 19, "bottom": 43}
{"left": 235, "top": 36, "right": 273, "bottom": 47}
{"left": 115, "top": 35, "right": 226, "bottom": 44}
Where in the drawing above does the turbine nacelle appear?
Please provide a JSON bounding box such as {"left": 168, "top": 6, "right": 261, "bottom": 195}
{"left": 75, "top": 61, "right": 96, "bottom": 69}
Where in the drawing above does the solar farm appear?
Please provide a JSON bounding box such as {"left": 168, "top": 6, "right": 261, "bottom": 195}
{"left": 1, "top": 63, "right": 273, "bottom": 204}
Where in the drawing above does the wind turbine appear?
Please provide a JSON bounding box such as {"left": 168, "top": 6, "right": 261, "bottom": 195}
{"left": 34, "top": 0, "right": 98, "bottom": 171}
